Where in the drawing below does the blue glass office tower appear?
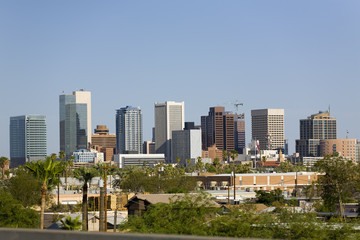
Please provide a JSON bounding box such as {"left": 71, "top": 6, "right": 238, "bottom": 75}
{"left": 10, "top": 115, "right": 47, "bottom": 168}
{"left": 116, "top": 106, "right": 143, "bottom": 154}
{"left": 65, "top": 103, "right": 88, "bottom": 155}
{"left": 60, "top": 90, "right": 91, "bottom": 156}
{"left": 59, "top": 94, "right": 75, "bottom": 153}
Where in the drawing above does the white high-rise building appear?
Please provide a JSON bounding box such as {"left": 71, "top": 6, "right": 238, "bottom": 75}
{"left": 154, "top": 101, "right": 184, "bottom": 162}
{"left": 116, "top": 106, "right": 143, "bottom": 154}
{"left": 251, "top": 109, "right": 284, "bottom": 151}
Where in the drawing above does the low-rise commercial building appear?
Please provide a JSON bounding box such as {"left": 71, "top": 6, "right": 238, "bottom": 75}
{"left": 195, "top": 172, "right": 319, "bottom": 192}
{"left": 72, "top": 149, "right": 104, "bottom": 167}
{"left": 113, "top": 154, "right": 165, "bottom": 168}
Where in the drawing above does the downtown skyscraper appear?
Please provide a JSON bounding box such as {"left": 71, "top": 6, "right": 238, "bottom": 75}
{"left": 296, "top": 111, "right": 337, "bottom": 159}
{"left": 59, "top": 90, "right": 91, "bottom": 156}
{"left": 201, "top": 106, "right": 245, "bottom": 153}
{"left": 154, "top": 101, "right": 184, "bottom": 162}
{"left": 10, "top": 115, "right": 47, "bottom": 168}
{"left": 251, "top": 109, "right": 285, "bottom": 151}
{"left": 116, "top": 106, "right": 143, "bottom": 154}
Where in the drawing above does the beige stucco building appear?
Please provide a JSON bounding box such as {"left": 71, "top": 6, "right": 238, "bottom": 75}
{"left": 320, "top": 138, "right": 357, "bottom": 162}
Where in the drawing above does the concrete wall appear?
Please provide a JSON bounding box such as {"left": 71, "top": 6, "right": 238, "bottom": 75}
{"left": 0, "top": 228, "right": 257, "bottom": 240}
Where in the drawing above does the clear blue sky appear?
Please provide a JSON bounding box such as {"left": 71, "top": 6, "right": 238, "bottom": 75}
{"left": 1, "top": 1, "right": 359, "bottom": 157}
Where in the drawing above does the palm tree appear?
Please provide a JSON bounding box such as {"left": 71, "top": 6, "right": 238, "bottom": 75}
{"left": 26, "top": 157, "right": 64, "bottom": 229}
{"left": 74, "top": 166, "right": 99, "bottom": 231}
{"left": 60, "top": 215, "right": 82, "bottom": 230}
{"left": 64, "top": 156, "right": 74, "bottom": 190}
{"left": 213, "top": 158, "right": 221, "bottom": 174}
{"left": 50, "top": 153, "right": 57, "bottom": 160}
{"left": 222, "top": 150, "right": 228, "bottom": 163}
{"left": 195, "top": 157, "right": 204, "bottom": 173}
{"left": 0, "top": 157, "right": 10, "bottom": 180}
{"left": 230, "top": 150, "right": 239, "bottom": 200}
{"left": 186, "top": 158, "right": 191, "bottom": 167}
{"left": 59, "top": 151, "right": 65, "bottom": 161}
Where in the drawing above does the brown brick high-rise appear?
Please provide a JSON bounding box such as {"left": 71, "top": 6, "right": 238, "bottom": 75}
{"left": 201, "top": 107, "right": 245, "bottom": 153}
{"left": 91, "top": 125, "right": 116, "bottom": 162}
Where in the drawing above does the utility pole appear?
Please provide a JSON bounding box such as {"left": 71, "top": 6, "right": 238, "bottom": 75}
{"left": 294, "top": 170, "right": 298, "bottom": 197}
{"left": 113, "top": 208, "right": 117, "bottom": 232}
{"left": 99, "top": 186, "right": 105, "bottom": 232}
{"left": 101, "top": 165, "right": 116, "bottom": 232}
{"left": 233, "top": 161, "right": 236, "bottom": 202}
{"left": 57, "top": 175, "right": 60, "bottom": 206}
{"left": 228, "top": 176, "right": 230, "bottom": 204}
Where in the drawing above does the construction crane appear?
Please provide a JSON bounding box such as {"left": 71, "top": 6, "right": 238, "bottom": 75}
{"left": 217, "top": 100, "right": 245, "bottom": 119}
{"left": 233, "top": 100, "right": 244, "bottom": 120}
{"left": 234, "top": 100, "right": 243, "bottom": 114}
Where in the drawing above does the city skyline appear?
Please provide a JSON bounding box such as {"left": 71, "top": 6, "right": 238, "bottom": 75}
{"left": 5, "top": 98, "right": 353, "bottom": 158}
{"left": 1, "top": 1, "right": 360, "bottom": 157}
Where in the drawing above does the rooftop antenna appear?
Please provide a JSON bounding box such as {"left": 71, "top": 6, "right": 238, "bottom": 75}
{"left": 328, "top": 105, "right": 331, "bottom": 114}
{"left": 346, "top": 130, "right": 349, "bottom": 139}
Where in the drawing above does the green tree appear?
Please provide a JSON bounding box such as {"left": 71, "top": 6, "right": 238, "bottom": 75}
{"left": 0, "top": 189, "right": 39, "bottom": 228}
{"left": 222, "top": 150, "right": 228, "bottom": 162}
{"left": 0, "top": 157, "right": 10, "bottom": 180}
{"left": 119, "top": 168, "right": 147, "bottom": 192}
{"left": 5, "top": 168, "right": 42, "bottom": 207}
{"left": 73, "top": 166, "right": 99, "bottom": 231}
{"left": 195, "top": 157, "right": 204, "bottom": 173}
{"left": 186, "top": 158, "right": 191, "bottom": 167}
{"left": 25, "top": 157, "right": 63, "bottom": 229}
{"left": 205, "top": 163, "right": 216, "bottom": 173}
{"left": 50, "top": 153, "right": 57, "bottom": 160}
{"left": 275, "top": 161, "right": 293, "bottom": 173}
{"left": 213, "top": 158, "right": 221, "bottom": 174}
{"left": 314, "top": 154, "right": 357, "bottom": 218}
{"left": 255, "top": 189, "right": 284, "bottom": 206}
{"left": 120, "top": 192, "right": 217, "bottom": 235}
{"left": 114, "top": 166, "right": 195, "bottom": 194}
{"left": 60, "top": 215, "right": 82, "bottom": 230}
{"left": 303, "top": 182, "right": 316, "bottom": 201}
{"left": 64, "top": 156, "right": 74, "bottom": 190}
